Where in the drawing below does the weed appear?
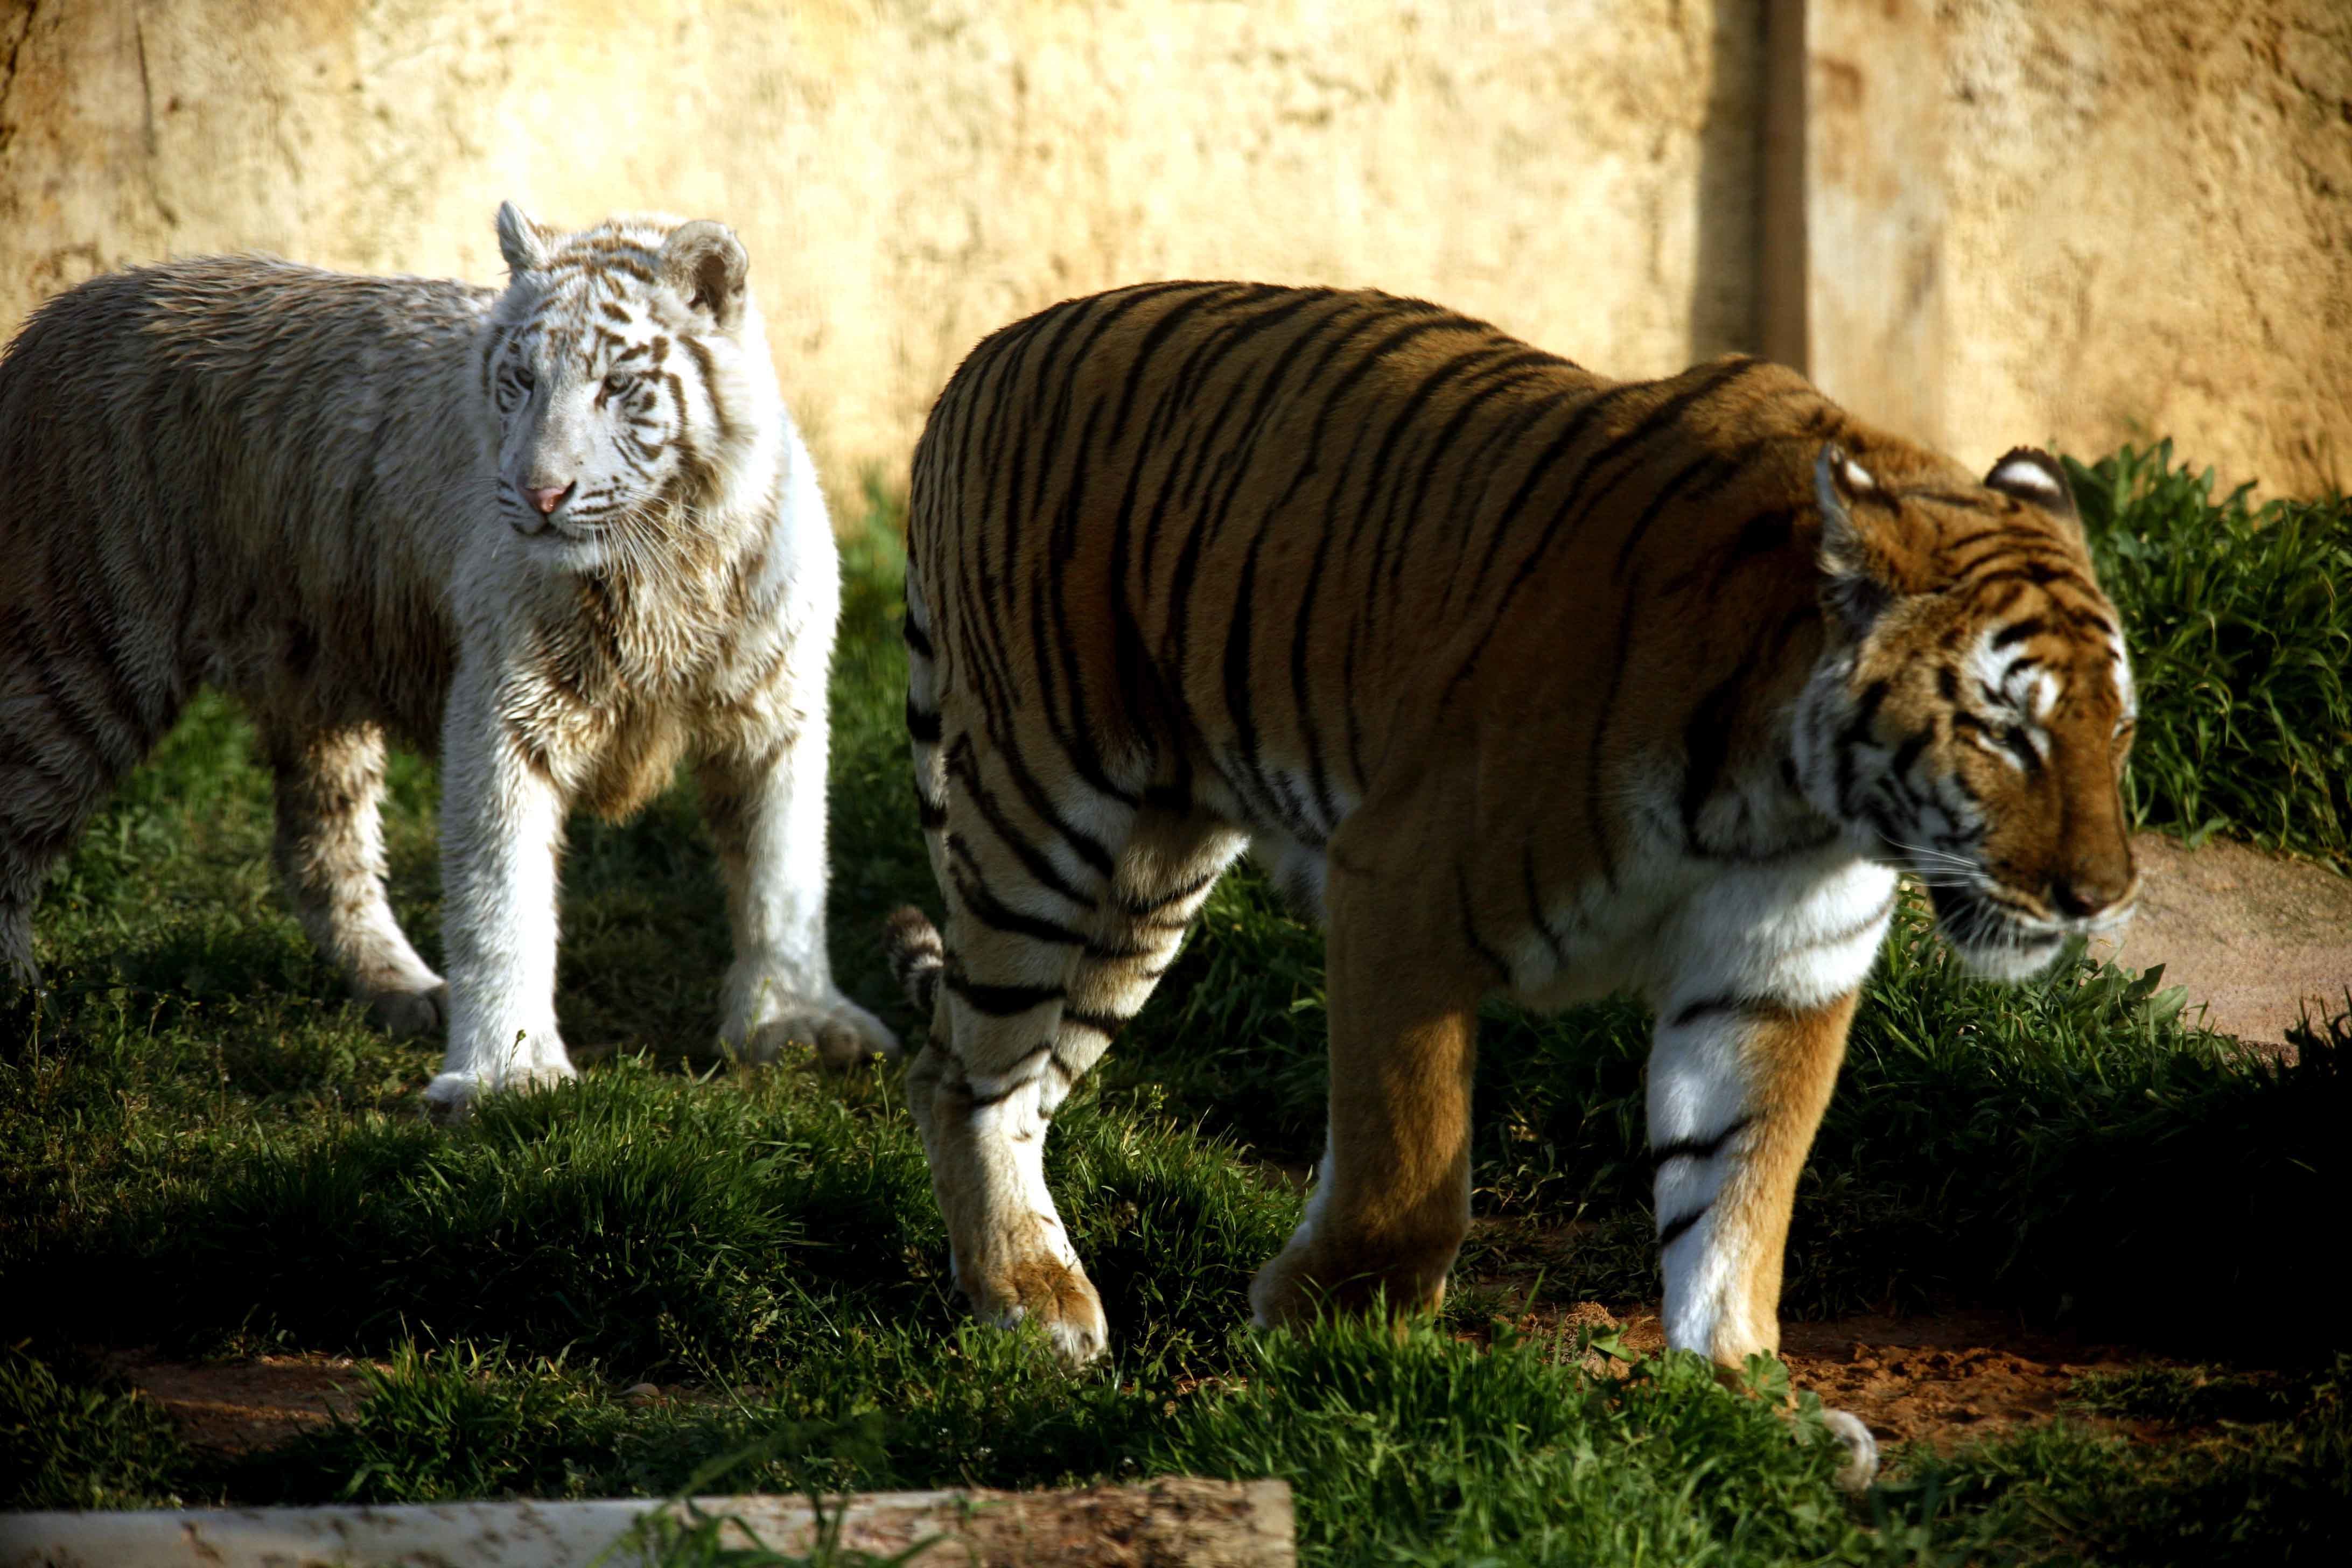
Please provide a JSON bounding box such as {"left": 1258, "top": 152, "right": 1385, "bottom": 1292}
{"left": 600, "top": 1426, "right": 943, "bottom": 1568}
{"left": 2069, "top": 443, "right": 2352, "bottom": 864}
{"left": 1877, "top": 1360, "right": 2352, "bottom": 1565}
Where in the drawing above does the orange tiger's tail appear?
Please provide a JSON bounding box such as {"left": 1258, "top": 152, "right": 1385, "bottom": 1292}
{"left": 883, "top": 905, "right": 945, "bottom": 1017}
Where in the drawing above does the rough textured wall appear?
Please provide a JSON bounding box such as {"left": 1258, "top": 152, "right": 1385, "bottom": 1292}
{"left": 6, "top": 1, "right": 2346, "bottom": 497}
{"left": 0, "top": 0, "right": 1762, "bottom": 507}
{"left": 1942, "top": 0, "right": 2352, "bottom": 494}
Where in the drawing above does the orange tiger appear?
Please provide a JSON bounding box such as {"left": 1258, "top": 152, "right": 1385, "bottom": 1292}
{"left": 884, "top": 282, "right": 2136, "bottom": 1480}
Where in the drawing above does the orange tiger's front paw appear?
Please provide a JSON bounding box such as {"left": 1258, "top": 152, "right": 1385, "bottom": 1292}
{"left": 1247, "top": 1243, "right": 1320, "bottom": 1329}
{"left": 1248, "top": 1238, "right": 1447, "bottom": 1331}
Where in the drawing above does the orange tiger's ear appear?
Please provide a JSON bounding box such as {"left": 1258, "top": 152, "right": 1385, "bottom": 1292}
{"left": 1984, "top": 447, "right": 2080, "bottom": 529}
{"left": 1814, "top": 443, "right": 1907, "bottom": 635}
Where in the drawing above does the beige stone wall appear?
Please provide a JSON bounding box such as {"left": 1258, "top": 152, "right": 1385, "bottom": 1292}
{"left": 1942, "top": 0, "right": 2352, "bottom": 495}
{"left": 2, "top": 0, "right": 2345, "bottom": 500}
{"left": 0, "top": 0, "right": 1761, "bottom": 512}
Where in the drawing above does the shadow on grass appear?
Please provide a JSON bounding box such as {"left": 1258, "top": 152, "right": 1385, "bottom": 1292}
{"left": 5, "top": 467, "right": 2351, "bottom": 1564}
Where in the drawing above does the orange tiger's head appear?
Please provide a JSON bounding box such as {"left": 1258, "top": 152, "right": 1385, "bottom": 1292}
{"left": 1791, "top": 443, "right": 2138, "bottom": 980}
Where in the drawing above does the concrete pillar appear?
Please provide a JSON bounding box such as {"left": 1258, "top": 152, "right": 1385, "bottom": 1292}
{"left": 1761, "top": 0, "right": 1949, "bottom": 450}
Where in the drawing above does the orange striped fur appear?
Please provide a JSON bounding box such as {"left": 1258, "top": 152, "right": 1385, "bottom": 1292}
{"left": 883, "top": 284, "right": 2137, "bottom": 1459}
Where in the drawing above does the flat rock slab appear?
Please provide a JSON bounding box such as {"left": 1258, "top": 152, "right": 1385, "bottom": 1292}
{"left": 0, "top": 1479, "right": 1295, "bottom": 1568}
{"left": 2092, "top": 834, "right": 2352, "bottom": 1051}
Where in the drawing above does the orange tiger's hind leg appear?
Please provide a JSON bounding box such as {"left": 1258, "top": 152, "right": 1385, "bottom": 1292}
{"left": 902, "top": 726, "right": 1125, "bottom": 1363}
{"left": 1054, "top": 806, "right": 1244, "bottom": 1094}
{"left": 905, "top": 776, "right": 1240, "bottom": 1364}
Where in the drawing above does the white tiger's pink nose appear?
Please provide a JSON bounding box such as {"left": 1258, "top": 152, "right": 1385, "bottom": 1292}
{"left": 527, "top": 483, "right": 572, "bottom": 515}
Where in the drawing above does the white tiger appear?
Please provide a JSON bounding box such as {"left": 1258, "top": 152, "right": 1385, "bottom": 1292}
{"left": 0, "top": 204, "right": 897, "bottom": 1111}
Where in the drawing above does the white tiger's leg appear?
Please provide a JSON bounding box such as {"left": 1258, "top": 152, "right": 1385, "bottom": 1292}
{"left": 422, "top": 666, "right": 573, "bottom": 1120}
{"left": 700, "top": 704, "right": 897, "bottom": 1069}
{"left": 260, "top": 719, "right": 446, "bottom": 1037}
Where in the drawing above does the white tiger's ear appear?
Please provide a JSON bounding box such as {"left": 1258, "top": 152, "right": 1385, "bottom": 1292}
{"left": 1815, "top": 443, "right": 1896, "bottom": 635}
{"left": 660, "top": 220, "right": 750, "bottom": 333}
{"left": 1984, "top": 446, "right": 2078, "bottom": 524}
{"left": 495, "top": 201, "right": 556, "bottom": 277}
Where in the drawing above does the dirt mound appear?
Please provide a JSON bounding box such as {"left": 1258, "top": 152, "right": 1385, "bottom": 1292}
{"left": 2098, "top": 833, "right": 2352, "bottom": 1052}
{"left": 1476, "top": 1303, "right": 2152, "bottom": 1450}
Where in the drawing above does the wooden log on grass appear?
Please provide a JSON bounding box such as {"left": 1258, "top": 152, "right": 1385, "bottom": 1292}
{"left": 0, "top": 1478, "right": 1294, "bottom": 1567}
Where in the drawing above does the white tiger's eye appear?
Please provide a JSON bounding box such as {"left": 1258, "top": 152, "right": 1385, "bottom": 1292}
{"left": 604, "top": 370, "right": 637, "bottom": 397}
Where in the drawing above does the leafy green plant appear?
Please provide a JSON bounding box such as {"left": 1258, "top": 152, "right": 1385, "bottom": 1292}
{"left": 1879, "top": 1357, "right": 2352, "bottom": 1566}
{"left": 2068, "top": 442, "right": 2352, "bottom": 864}
{"left": 600, "top": 1425, "right": 943, "bottom": 1568}
{"left": 1156, "top": 1320, "right": 1880, "bottom": 1567}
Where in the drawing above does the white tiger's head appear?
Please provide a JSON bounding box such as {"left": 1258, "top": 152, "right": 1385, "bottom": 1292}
{"left": 479, "top": 202, "right": 781, "bottom": 563}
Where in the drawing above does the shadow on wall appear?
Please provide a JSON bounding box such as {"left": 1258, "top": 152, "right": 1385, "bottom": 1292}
{"left": 1692, "top": 0, "right": 1768, "bottom": 362}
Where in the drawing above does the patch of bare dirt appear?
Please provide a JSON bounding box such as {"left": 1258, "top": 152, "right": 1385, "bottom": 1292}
{"left": 1471, "top": 1300, "right": 2164, "bottom": 1452}
{"left": 2096, "top": 832, "right": 2352, "bottom": 1052}
{"left": 1774, "top": 1311, "right": 2155, "bottom": 1450}
{"left": 100, "top": 1348, "right": 372, "bottom": 1454}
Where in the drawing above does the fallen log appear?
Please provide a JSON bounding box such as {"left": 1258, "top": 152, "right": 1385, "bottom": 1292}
{"left": 0, "top": 1476, "right": 1294, "bottom": 1567}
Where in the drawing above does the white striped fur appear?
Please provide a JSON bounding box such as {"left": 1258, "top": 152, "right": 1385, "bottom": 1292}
{"left": 0, "top": 204, "right": 894, "bottom": 1114}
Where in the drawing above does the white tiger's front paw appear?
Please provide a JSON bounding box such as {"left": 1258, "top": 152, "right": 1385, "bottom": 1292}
{"left": 732, "top": 992, "right": 900, "bottom": 1069}
{"left": 421, "top": 1071, "right": 481, "bottom": 1126}
{"left": 419, "top": 1058, "right": 577, "bottom": 1126}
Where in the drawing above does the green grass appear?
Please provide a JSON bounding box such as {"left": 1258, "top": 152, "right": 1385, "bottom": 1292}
{"left": 1879, "top": 1356, "right": 2352, "bottom": 1565}
{"left": 0, "top": 1346, "right": 194, "bottom": 1510}
{"left": 3, "top": 461, "right": 2347, "bottom": 1563}
{"left": 2070, "top": 443, "right": 2352, "bottom": 865}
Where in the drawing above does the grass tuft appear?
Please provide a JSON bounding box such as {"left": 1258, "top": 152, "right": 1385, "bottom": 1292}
{"left": 0, "top": 1345, "right": 194, "bottom": 1510}
{"left": 2069, "top": 443, "right": 2352, "bottom": 864}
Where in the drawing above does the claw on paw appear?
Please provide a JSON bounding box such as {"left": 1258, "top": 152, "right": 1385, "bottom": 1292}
{"left": 418, "top": 1060, "right": 576, "bottom": 1128}
{"left": 420, "top": 1072, "right": 480, "bottom": 1127}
